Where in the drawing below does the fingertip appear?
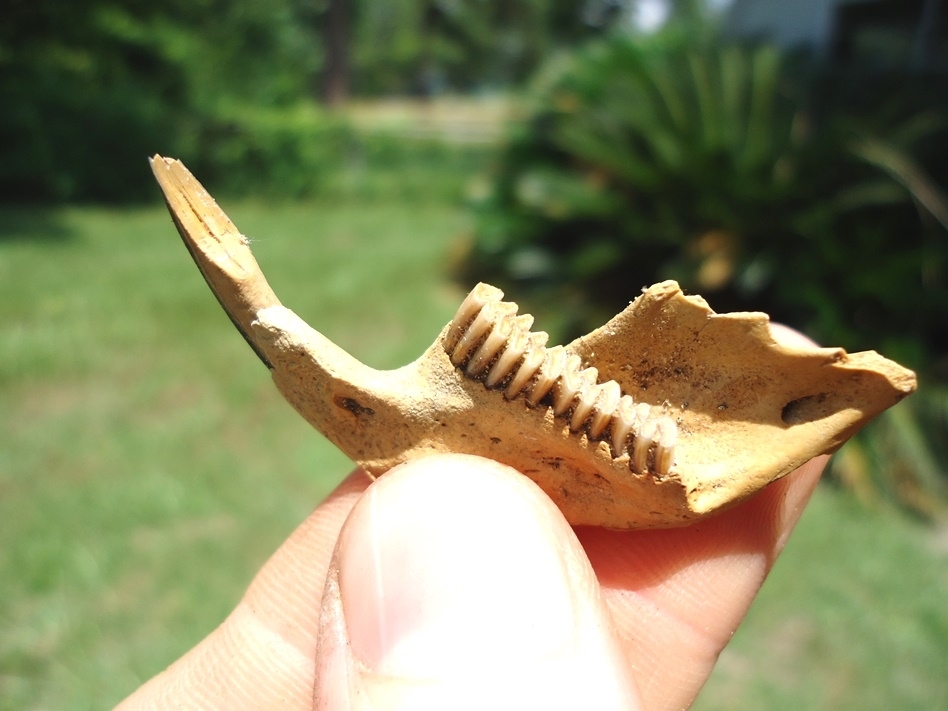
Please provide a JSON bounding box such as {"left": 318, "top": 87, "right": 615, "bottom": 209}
{"left": 317, "top": 454, "right": 640, "bottom": 709}
{"left": 340, "top": 455, "right": 589, "bottom": 676}
{"left": 769, "top": 322, "right": 818, "bottom": 349}
{"left": 760, "top": 452, "right": 830, "bottom": 555}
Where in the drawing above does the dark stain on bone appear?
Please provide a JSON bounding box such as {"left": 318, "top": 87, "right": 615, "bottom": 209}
{"left": 335, "top": 396, "right": 375, "bottom": 418}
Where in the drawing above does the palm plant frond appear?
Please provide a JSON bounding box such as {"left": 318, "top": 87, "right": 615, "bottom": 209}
{"left": 850, "top": 136, "right": 948, "bottom": 231}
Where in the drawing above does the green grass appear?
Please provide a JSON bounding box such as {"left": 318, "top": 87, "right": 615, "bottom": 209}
{"left": 0, "top": 197, "right": 470, "bottom": 709}
{"left": 693, "top": 486, "right": 948, "bottom": 710}
{"left": 2, "top": 192, "right": 947, "bottom": 709}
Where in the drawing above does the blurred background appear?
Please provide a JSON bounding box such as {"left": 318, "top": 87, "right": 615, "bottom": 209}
{"left": 1, "top": 0, "right": 946, "bottom": 708}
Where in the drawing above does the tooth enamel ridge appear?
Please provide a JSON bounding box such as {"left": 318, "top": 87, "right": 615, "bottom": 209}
{"left": 445, "top": 284, "right": 677, "bottom": 476}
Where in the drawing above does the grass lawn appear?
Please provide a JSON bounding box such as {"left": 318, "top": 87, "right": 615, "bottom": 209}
{"left": 0, "top": 194, "right": 470, "bottom": 708}
{"left": 2, "top": 187, "right": 946, "bottom": 709}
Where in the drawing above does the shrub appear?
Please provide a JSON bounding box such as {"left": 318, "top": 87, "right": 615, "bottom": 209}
{"left": 0, "top": 0, "right": 322, "bottom": 203}
{"left": 180, "top": 104, "right": 358, "bottom": 199}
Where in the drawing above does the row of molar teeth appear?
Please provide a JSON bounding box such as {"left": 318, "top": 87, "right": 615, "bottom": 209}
{"left": 445, "top": 285, "right": 677, "bottom": 475}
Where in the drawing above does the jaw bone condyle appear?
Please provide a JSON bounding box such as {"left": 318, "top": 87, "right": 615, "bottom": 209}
{"left": 150, "top": 155, "right": 917, "bottom": 529}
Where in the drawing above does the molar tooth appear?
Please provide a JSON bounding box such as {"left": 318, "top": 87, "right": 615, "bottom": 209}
{"left": 444, "top": 284, "right": 503, "bottom": 352}
{"left": 633, "top": 402, "right": 652, "bottom": 425}
{"left": 587, "top": 380, "right": 621, "bottom": 439}
{"left": 553, "top": 355, "right": 586, "bottom": 416}
{"left": 485, "top": 328, "right": 527, "bottom": 388}
{"left": 451, "top": 301, "right": 514, "bottom": 367}
{"left": 528, "top": 330, "right": 548, "bottom": 350}
{"left": 485, "top": 315, "right": 536, "bottom": 388}
{"left": 654, "top": 416, "right": 678, "bottom": 474}
{"left": 467, "top": 315, "right": 513, "bottom": 377}
{"left": 611, "top": 395, "right": 638, "bottom": 457}
{"left": 567, "top": 367, "right": 600, "bottom": 429}
{"left": 527, "top": 346, "right": 566, "bottom": 406}
{"left": 633, "top": 417, "right": 659, "bottom": 475}
{"left": 505, "top": 334, "right": 547, "bottom": 398}
{"left": 512, "top": 313, "right": 534, "bottom": 332}
{"left": 450, "top": 304, "right": 493, "bottom": 365}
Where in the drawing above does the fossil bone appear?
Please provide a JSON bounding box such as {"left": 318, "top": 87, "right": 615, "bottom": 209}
{"left": 150, "top": 155, "right": 917, "bottom": 529}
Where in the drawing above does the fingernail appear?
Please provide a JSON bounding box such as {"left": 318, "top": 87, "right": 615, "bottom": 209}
{"left": 336, "top": 456, "right": 587, "bottom": 678}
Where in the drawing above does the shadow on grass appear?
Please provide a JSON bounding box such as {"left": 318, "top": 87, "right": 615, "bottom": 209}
{"left": 0, "top": 206, "right": 75, "bottom": 243}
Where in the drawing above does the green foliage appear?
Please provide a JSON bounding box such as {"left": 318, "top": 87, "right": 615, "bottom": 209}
{"left": 694, "top": 484, "right": 948, "bottom": 710}
{"left": 179, "top": 103, "right": 358, "bottom": 199}
{"left": 0, "top": 0, "right": 621, "bottom": 202}
{"left": 0, "top": 0, "right": 321, "bottom": 202}
{"left": 460, "top": 33, "right": 948, "bottom": 515}
{"left": 352, "top": 0, "right": 621, "bottom": 95}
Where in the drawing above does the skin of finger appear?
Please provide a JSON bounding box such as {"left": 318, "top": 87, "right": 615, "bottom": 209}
{"left": 117, "top": 453, "right": 823, "bottom": 711}
{"left": 315, "top": 454, "right": 641, "bottom": 711}
{"left": 577, "top": 455, "right": 828, "bottom": 711}
{"left": 115, "top": 470, "right": 372, "bottom": 711}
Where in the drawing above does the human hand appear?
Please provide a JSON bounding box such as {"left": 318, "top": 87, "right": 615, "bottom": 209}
{"left": 117, "top": 327, "right": 827, "bottom": 711}
{"left": 116, "top": 449, "right": 826, "bottom": 711}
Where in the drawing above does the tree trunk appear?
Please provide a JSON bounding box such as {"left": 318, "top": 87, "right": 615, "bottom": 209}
{"left": 324, "top": 0, "right": 349, "bottom": 106}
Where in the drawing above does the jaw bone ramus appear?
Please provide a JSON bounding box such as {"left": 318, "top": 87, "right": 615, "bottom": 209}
{"left": 150, "top": 155, "right": 917, "bottom": 529}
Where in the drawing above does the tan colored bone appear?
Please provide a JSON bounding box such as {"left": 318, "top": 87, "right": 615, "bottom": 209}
{"left": 150, "top": 155, "right": 917, "bottom": 529}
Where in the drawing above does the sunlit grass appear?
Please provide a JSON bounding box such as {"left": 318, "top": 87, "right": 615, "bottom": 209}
{"left": 0, "top": 198, "right": 469, "bottom": 709}
{"left": 694, "top": 485, "right": 948, "bottom": 710}
{"left": 1, "top": 190, "right": 946, "bottom": 709}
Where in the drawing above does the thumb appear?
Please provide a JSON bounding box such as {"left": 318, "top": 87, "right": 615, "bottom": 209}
{"left": 314, "top": 454, "right": 640, "bottom": 711}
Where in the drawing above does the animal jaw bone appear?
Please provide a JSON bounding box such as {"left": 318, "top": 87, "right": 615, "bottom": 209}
{"left": 150, "top": 155, "right": 917, "bottom": 529}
